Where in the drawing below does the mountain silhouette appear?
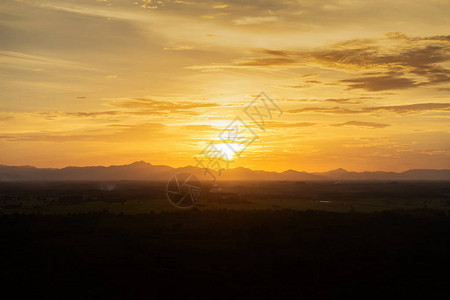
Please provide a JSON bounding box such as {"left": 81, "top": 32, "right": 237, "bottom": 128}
{"left": 0, "top": 162, "right": 448, "bottom": 181}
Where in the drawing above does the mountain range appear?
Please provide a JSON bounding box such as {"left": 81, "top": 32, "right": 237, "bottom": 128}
{"left": 0, "top": 161, "right": 449, "bottom": 181}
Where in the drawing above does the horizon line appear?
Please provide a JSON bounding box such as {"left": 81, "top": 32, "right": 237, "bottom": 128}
{"left": 1, "top": 161, "right": 448, "bottom": 174}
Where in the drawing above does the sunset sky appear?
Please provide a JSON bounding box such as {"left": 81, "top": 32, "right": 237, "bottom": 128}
{"left": 1, "top": 0, "right": 449, "bottom": 172}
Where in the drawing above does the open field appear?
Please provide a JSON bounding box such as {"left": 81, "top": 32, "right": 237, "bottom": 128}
{"left": 1, "top": 181, "right": 449, "bottom": 214}
{"left": 1, "top": 208, "right": 450, "bottom": 298}
{"left": 1, "top": 181, "right": 450, "bottom": 298}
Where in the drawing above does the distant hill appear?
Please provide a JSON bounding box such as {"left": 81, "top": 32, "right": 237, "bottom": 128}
{"left": 0, "top": 161, "right": 449, "bottom": 181}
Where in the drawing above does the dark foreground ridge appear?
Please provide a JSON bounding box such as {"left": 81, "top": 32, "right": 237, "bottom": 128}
{"left": 1, "top": 209, "right": 449, "bottom": 299}
{"left": 1, "top": 161, "right": 449, "bottom": 181}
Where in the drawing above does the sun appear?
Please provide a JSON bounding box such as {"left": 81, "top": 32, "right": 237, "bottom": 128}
{"left": 213, "top": 143, "right": 245, "bottom": 161}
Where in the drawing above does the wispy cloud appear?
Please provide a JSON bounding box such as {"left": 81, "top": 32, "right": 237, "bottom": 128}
{"left": 107, "top": 98, "right": 220, "bottom": 115}
{"left": 233, "top": 57, "right": 297, "bottom": 67}
{"left": 0, "top": 50, "right": 95, "bottom": 71}
{"left": 0, "top": 123, "right": 168, "bottom": 142}
{"left": 340, "top": 75, "right": 417, "bottom": 91}
{"left": 289, "top": 103, "right": 450, "bottom": 115}
{"left": 233, "top": 16, "right": 278, "bottom": 25}
{"left": 331, "top": 121, "right": 391, "bottom": 129}
{"left": 105, "top": 75, "right": 119, "bottom": 79}
{"left": 184, "top": 124, "right": 215, "bottom": 131}
{"left": 264, "top": 121, "right": 316, "bottom": 128}
{"left": 192, "top": 33, "right": 450, "bottom": 91}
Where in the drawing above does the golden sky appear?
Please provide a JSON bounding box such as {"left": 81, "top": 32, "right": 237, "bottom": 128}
{"left": 0, "top": 0, "right": 449, "bottom": 172}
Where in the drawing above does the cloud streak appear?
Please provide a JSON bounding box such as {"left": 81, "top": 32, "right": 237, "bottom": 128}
{"left": 194, "top": 33, "right": 450, "bottom": 91}
{"left": 289, "top": 103, "right": 450, "bottom": 115}
{"left": 331, "top": 121, "right": 391, "bottom": 129}
{"left": 107, "top": 98, "right": 221, "bottom": 115}
{"left": 340, "top": 75, "right": 417, "bottom": 91}
{"left": 0, "top": 123, "right": 168, "bottom": 142}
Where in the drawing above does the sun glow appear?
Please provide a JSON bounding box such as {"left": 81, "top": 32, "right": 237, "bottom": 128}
{"left": 213, "top": 143, "right": 246, "bottom": 161}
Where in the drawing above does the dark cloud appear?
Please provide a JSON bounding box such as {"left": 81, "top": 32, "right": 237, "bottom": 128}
{"left": 412, "top": 65, "right": 450, "bottom": 85}
{"left": 265, "top": 121, "right": 316, "bottom": 128}
{"left": 218, "top": 33, "right": 450, "bottom": 91}
{"left": 64, "top": 111, "right": 121, "bottom": 118}
{"left": 261, "top": 49, "right": 291, "bottom": 57}
{"left": 340, "top": 75, "right": 417, "bottom": 91}
{"left": 289, "top": 103, "right": 450, "bottom": 115}
{"left": 372, "top": 103, "right": 450, "bottom": 114}
{"left": 312, "top": 44, "right": 450, "bottom": 69}
{"left": 331, "top": 121, "right": 391, "bottom": 129}
{"left": 301, "top": 74, "right": 319, "bottom": 78}
{"left": 283, "top": 84, "right": 312, "bottom": 89}
{"left": 289, "top": 106, "right": 360, "bottom": 114}
{"left": 387, "top": 32, "right": 450, "bottom": 42}
{"left": 325, "top": 98, "right": 360, "bottom": 104}
{"left": 27, "top": 111, "right": 125, "bottom": 120}
{"left": 275, "top": 97, "right": 374, "bottom": 104}
{"left": 234, "top": 57, "right": 297, "bottom": 67}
